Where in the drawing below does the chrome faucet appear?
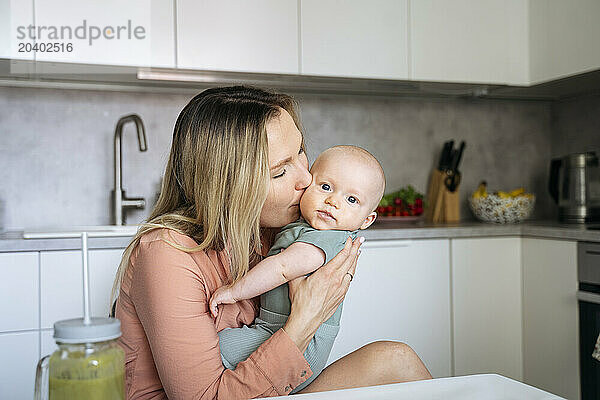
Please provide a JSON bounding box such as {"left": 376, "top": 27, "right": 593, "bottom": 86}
{"left": 112, "top": 114, "right": 148, "bottom": 225}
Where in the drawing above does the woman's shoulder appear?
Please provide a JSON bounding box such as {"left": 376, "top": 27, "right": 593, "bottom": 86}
{"left": 138, "top": 227, "right": 199, "bottom": 248}
{"left": 133, "top": 228, "right": 227, "bottom": 281}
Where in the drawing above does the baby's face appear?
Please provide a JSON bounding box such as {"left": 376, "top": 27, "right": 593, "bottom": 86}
{"left": 300, "top": 152, "right": 380, "bottom": 231}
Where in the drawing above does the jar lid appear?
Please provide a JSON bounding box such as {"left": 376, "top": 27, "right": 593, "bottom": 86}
{"left": 54, "top": 317, "right": 121, "bottom": 344}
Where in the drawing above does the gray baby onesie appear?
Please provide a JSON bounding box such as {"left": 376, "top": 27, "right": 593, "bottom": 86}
{"left": 217, "top": 218, "right": 358, "bottom": 394}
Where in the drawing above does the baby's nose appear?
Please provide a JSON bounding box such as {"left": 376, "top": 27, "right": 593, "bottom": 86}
{"left": 326, "top": 196, "right": 339, "bottom": 208}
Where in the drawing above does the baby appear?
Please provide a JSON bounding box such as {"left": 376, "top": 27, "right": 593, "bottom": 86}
{"left": 210, "top": 145, "right": 385, "bottom": 393}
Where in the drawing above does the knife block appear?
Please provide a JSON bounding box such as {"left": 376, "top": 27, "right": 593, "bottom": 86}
{"left": 425, "top": 169, "right": 460, "bottom": 223}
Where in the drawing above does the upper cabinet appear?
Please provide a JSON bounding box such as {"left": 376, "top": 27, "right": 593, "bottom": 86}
{"left": 300, "top": 0, "right": 409, "bottom": 80}
{"left": 33, "top": 0, "right": 175, "bottom": 68}
{"left": 409, "top": 0, "right": 529, "bottom": 85}
{"left": 529, "top": 0, "right": 600, "bottom": 85}
{"left": 176, "top": 0, "right": 299, "bottom": 74}
{"left": 0, "top": 0, "right": 34, "bottom": 60}
{"left": 2, "top": 0, "right": 599, "bottom": 86}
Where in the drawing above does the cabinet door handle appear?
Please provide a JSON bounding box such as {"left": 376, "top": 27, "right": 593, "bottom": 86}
{"left": 577, "top": 290, "right": 600, "bottom": 305}
{"left": 362, "top": 240, "right": 413, "bottom": 249}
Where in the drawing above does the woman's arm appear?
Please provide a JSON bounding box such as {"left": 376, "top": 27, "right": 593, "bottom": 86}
{"left": 131, "top": 239, "right": 314, "bottom": 399}
{"left": 209, "top": 242, "right": 325, "bottom": 317}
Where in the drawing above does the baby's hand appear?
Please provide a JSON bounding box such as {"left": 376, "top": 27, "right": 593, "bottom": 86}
{"left": 209, "top": 286, "right": 237, "bottom": 318}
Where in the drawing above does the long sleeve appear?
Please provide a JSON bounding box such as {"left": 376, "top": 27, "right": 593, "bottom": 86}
{"left": 218, "top": 303, "right": 342, "bottom": 394}
{"left": 129, "top": 238, "right": 313, "bottom": 399}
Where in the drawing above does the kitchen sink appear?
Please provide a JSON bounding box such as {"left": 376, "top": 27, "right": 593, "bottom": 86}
{"left": 23, "top": 225, "right": 139, "bottom": 239}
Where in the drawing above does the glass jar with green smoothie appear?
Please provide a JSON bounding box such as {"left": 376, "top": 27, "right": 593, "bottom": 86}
{"left": 34, "top": 232, "right": 124, "bottom": 400}
{"left": 35, "top": 317, "right": 125, "bottom": 400}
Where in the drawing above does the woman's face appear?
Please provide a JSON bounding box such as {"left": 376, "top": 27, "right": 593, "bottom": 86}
{"left": 260, "top": 109, "right": 311, "bottom": 228}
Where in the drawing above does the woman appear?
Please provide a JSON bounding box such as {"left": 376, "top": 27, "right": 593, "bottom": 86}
{"left": 111, "top": 86, "right": 432, "bottom": 399}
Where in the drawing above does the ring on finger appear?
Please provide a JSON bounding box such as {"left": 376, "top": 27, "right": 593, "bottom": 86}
{"left": 345, "top": 272, "right": 353, "bottom": 281}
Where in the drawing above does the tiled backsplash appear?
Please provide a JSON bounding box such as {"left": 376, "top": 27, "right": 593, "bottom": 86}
{"left": 1, "top": 85, "right": 597, "bottom": 230}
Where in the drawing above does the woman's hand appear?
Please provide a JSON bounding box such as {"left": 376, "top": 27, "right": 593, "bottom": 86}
{"left": 283, "top": 236, "right": 364, "bottom": 353}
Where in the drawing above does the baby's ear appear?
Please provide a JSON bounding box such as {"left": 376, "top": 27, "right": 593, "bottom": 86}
{"left": 360, "top": 212, "right": 377, "bottom": 230}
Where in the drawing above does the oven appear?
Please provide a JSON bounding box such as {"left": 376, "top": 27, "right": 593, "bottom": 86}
{"left": 578, "top": 241, "right": 600, "bottom": 400}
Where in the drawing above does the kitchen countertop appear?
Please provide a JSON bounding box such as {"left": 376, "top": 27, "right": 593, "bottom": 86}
{"left": 0, "top": 220, "right": 599, "bottom": 252}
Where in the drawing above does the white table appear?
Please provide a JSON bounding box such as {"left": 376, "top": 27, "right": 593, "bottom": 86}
{"left": 262, "top": 374, "right": 566, "bottom": 400}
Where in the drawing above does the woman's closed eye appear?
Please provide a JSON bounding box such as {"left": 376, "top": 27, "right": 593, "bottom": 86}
{"left": 272, "top": 147, "right": 304, "bottom": 179}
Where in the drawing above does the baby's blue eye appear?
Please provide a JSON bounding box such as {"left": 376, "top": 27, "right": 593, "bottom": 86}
{"left": 348, "top": 196, "right": 358, "bottom": 204}
{"left": 321, "top": 183, "right": 330, "bottom": 191}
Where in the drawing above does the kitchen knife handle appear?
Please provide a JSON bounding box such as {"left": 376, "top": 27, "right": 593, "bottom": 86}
{"left": 548, "top": 158, "right": 561, "bottom": 204}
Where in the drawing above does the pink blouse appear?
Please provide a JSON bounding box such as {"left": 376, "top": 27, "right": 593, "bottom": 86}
{"left": 116, "top": 228, "right": 313, "bottom": 399}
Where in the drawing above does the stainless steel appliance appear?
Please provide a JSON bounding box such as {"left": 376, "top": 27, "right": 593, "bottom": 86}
{"left": 549, "top": 152, "right": 600, "bottom": 223}
{"left": 577, "top": 241, "right": 600, "bottom": 399}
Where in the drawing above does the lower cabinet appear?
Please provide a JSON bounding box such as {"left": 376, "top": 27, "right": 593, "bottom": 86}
{"left": 0, "top": 247, "right": 125, "bottom": 398}
{"left": 0, "top": 236, "right": 584, "bottom": 396}
{"left": 40, "top": 251, "right": 84, "bottom": 329}
{"left": 89, "top": 249, "right": 126, "bottom": 318}
{"left": 0, "top": 252, "right": 39, "bottom": 332}
{"left": 451, "top": 237, "right": 523, "bottom": 380}
{"left": 41, "top": 329, "right": 58, "bottom": 359}
{"left": 0, "top": 331, "right": 39, "bottom": 400}
{"left": 40, "top": 248, "right": 124, "bottom": 329}
{"left": 327, "top": 239, "right": 452, "bottom": 378}
{"left": 522, "top": 238, "right": 579, "bottom": 400}
{"left": 451, "top": 237, "right": 580, "bottom": 400}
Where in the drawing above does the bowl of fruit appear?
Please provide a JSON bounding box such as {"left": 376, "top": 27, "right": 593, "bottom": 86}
{"left": 468, "top": 181, "right": 535, "bottom": 224}
{"left": 376, "top": 185, "right": 425, "bottom": 222}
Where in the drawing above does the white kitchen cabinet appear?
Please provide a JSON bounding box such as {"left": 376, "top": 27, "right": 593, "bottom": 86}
{"left": 409, "top": 0, "right": 529, "bottom": 85}
{"left": 0, "top": 0, "right": 34, "bottom": 61}
{"left": 89, "top": 249, "right": 124, "bottom": 318}
{"left": 40, "top": 248, "right": 123, "bottom": 328}
{"left": 177, "top": 0, "right": 298, "bottom": 74}
{"left": 529, "top": 0, "right": 600, "bottom": 85}
{"left": 0, "top": 252, "right": 39, "bottom": 332}
{"left": 40, "top": 250, "right": 83, "bottom": 329}
{"left": 451, "top": 237, "right": 523, "bottom": 380}
{"left": 327, "top": 239, "right": 452, "bottom": 378}
{"left": 0, "top": 331, "right": 39, "bottom": 400}
{"left": 301, "top": 0, "right": 409, "bottom": 80}
{"left": 39, "top": 248, "right": 123, "bottom": 356}
{"left": 522, "top": 238, "right": 579, "bottom": 400}
{"left": 34, "top": 0, "right": 175, "bottom": 67}
{"left": 41, "top": 329, "right": 58, "bottom": 359}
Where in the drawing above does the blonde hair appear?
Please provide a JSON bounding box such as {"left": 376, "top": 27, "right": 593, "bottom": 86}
{"left": 110, "top": 86, "right": 303, "bottom": 311}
